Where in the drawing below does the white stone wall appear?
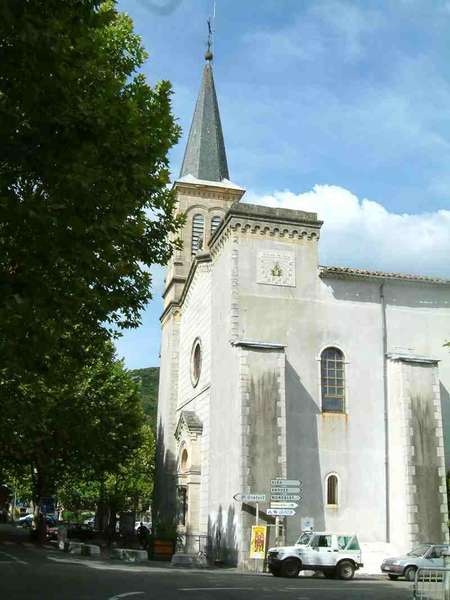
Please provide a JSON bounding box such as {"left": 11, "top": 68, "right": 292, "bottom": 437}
{"left": 232, "top": 224, "right": 450, "bottom": 548}
{"left": 176, "top": 262, "right": 212, "bottom": 535}
{"left": 159, "top": 197, "right": 450, "bottom": 562}
{"left": 384, "top": 283, "right": 450, "bottom": 468}
{"left": 208, "top": 232, "right": 243, "bottom": 563}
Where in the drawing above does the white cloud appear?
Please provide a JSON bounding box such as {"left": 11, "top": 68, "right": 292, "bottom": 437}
{"left": 245, "top": 185, "right": 450, "bottom": 277}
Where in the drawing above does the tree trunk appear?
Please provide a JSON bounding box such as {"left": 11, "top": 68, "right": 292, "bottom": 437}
{"left": 32, "top": 469, "right": 49, "bottom": 545}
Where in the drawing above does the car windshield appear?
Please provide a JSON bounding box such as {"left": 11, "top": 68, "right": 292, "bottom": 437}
{"left": 295, "top": 532, "right": 313, "bottom": 546}
{"left": 407, "top": 544, "right": 432, "bottom": 557}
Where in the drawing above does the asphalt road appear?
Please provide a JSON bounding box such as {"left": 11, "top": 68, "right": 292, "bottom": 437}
{"left": 0, "top": 528, "right": 412, "bottom": 600}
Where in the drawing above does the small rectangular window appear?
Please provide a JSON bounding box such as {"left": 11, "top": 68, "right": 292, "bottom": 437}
{"left": 347, "top": 536, "right": 360, "bottom": 551}
{"left": 312, "top": 535, "right": 332, "bottom": 548}
{"left": 337, "top": 536, "right": 351, "bottom": 550}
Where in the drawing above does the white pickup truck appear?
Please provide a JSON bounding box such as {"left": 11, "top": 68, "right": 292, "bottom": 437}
{"left": 267, "top": 531, "right": 363, "bottom": 579}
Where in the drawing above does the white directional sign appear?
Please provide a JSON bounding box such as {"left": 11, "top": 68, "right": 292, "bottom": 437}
{"left": 271, "top": 494, "right": 301, "bottom": 501}
{"left": 233, "top": 493, "right": 266, "bottom": 503}
{"left": 271, "top": 479, "right": 301, "bottom": 487}
{"left": 271, "top": 502, "right": 298, "bottom": 509}
{"left": 271, "top": 487, "right": 301, "bottom": 494}
{"left": 267, "top": 508, "right": 296, "bottom": 517}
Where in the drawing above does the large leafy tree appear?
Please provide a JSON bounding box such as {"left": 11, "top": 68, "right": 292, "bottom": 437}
{"left": 58, "top": 422, "right": 154, "bottom": 533}
{"left": 1, "top": 344, "right": 145, "bottom": 511}
{"left": 0, "top": 0, "right": 182, "bottom": 379}
{"left": 0, "top": 1, "right": 181, "bottom": 532}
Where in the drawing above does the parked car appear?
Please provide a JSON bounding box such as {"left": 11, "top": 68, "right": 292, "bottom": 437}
{"left": 381, "top": 544, "right": 449, "bottom": 581}
{"left": 17, "top": 514, "right": 34, "bottom": 527}
{"left": 67, "top": 523, "right": 95, "bottom": 541}
{"left": 46, "top": 524, "right": 59, "bottom": 541}
{"left": 17, "top": 514, "right": 57, "bottom": 528}
{"left": 83, "top": 517, "right": 95, "bottom": 529}
{"left": 134, "top": 521, "right": 151, "bottom": 532}
{"left": 268, "top": 532, "right": 363, "bottom": 579}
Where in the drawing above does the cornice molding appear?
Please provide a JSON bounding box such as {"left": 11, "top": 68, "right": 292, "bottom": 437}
{"left": 174, "top": 181, "right": 244, "bottom": 203}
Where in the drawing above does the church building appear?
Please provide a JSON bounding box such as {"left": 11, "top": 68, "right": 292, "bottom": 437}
{"left": 155, "top": 48, "right": 450, "bottom": 567}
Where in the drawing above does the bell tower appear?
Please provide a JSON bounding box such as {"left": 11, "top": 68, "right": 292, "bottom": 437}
{"left": 163, "top": 47, "right": 245, "bottom": 311}
{"left": 155, "top": 41, "right": 244, "bottom": 530}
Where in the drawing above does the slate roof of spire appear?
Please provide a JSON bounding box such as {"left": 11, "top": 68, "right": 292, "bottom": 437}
{"left": 180, "top": 59, "right": 229, "bottom": 182}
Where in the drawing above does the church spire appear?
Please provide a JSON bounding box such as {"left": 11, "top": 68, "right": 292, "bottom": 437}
{"left": 179, "top": 28, "right": 229, "bottom": 182}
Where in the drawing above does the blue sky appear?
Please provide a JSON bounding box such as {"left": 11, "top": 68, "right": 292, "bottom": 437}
{"left": 115, "top": 0, "right": 450, "bottom": 369}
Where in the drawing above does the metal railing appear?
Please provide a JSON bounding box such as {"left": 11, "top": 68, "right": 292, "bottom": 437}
{"left": 413, "top": 567, "right": 450, "bottom": 600}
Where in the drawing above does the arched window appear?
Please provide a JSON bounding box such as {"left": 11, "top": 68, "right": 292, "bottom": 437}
{"left": 180, "top": 448, "right": 189, "bottom": 473}
{"left": 211, "top": 215, "right": 222, "bottom": 236}
{"left": 191, "top": 214, "right": 204, "bottom": 254}
{"left": 321, "top": 347, "right": 345, "bottom": 412}
{"left": 326, "top": 474, "right": 339, "bottom": 506}
{"left": 178, "top": 486, "right": 188, "bottom": 526}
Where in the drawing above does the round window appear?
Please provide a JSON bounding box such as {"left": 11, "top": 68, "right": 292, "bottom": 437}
{"left": 191, "top": 338, "right": 202, "bottom": 387}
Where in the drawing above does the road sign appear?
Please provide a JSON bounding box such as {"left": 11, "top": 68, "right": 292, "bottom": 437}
{"left": 271, "top": 502, "right": 298, "bottom": 509}
{"left": 271, "top": 494, "right": 301, "bottom": 501}
{"left": 271, "top": 479, "right": 301, "bottom": 487}
{"left": 267, "top": 508, "right": 296, "bottom": 517}
{"left": 233, "top": 493, "right": 266, "bottom": 503}
{"left": 270, "top": 487, "right": 301, "bottom": 494}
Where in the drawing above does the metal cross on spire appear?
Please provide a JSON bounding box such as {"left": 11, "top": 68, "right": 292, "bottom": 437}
{"left": 205, "top": 1, "right": 215, "bottom": 61}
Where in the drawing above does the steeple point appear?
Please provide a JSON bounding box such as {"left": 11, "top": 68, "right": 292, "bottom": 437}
{"left": 180, "top": 16, "right": 229, "bottom": 182}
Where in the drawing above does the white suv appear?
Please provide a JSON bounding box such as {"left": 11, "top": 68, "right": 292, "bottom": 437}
{"left": 267, "top": 532, "right": 363, "bottom": 579}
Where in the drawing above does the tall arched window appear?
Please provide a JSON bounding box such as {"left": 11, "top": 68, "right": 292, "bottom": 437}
{"left": 321, "top": 347, "right": 345, "bottom": 412}
{"left": 211, "top": 215, "right": 222, "bottom": 236}
{"left": 326, "top": 474, "right": 339, "bottom": 506}
{"left": 191, "top": 214, "right": 204, "bottom": 254}
{"left": 180, "top": 448, "right": 189, "bottom": 473}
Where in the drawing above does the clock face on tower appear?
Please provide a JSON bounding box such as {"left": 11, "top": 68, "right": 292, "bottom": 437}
{"left": 257, "top": 250, "right": 296, "bottom": 287}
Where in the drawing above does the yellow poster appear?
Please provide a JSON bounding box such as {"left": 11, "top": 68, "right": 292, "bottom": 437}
{"left": 249, "top": 525, "right": 267, "bottom": 559}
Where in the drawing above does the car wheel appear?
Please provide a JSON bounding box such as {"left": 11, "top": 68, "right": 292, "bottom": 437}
{"left": 280, "top": 558, "right": 301, "bottom": 578}
{"left": 270, "top": 568, "right": 281, "bottom": 577}
{"left": 404, "top": 566, "right": 417, "bottom": 582}
{"left": 388, "top": 574, "right": 399, "bottom": 580}
{"left": 337, "top": 560, "right": 355, "bottom": 580}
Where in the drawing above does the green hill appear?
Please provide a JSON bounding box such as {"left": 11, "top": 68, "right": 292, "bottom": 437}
{"left": 129, "top": 367, "right": 159, "bottom": 428}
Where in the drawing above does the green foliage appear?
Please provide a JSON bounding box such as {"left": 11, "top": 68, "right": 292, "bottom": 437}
{"left": 60, "top": 422, "right": 154, "bottom": 521}
{"left": 0, "top": 0, "right": 180, "bottom": 517}
{"left": 101, "top": 422, "right": 155, "bottom": 513}
{"left": 0, "top": 0, "right": 182, "bottom": 380}
{"left": 1, "top": 343, "right": 144, "bottom": 500}
{"left": 129, "top": 367, "right": 160, "bottom": 427}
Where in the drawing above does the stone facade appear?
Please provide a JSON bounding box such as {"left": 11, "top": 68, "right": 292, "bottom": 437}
{"left": 155, "top": 182, "right": 450, "bottom": 566}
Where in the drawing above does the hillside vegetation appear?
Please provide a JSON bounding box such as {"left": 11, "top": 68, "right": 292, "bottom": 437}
{"left": 129, "top": 367, "right": 159, "bottom": 429}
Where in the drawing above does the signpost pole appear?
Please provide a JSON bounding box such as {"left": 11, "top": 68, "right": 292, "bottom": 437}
{"left": 255, "top": 502, "right": 259, "bottom": 526}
